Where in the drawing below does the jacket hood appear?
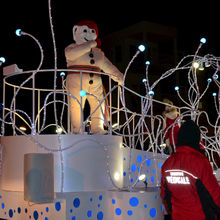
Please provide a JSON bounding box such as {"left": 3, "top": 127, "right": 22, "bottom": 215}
{"left": 176, "top": 119, "right": 201, "bottom": 153}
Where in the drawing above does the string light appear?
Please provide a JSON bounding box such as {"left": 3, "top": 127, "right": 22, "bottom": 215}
{"left": 138, "top": 44, "right": 146, "bottom": 52}
{"left": 15, "top": 29, "right": 22, "bottom": 36}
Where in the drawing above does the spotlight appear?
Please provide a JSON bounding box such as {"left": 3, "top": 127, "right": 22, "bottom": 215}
{"left": 174, "top": 86, "right": 179, "bottom": 91}
{"left": 145, "top": 61, "right": 150, "bottom": 66}
{"left": 148, "top": 90, "right": 154, "bottom": 96}
{"left": 79, "top": 90, "right": 86, "bottom": 97}
{"left": 114, "top": 172, "right": 120, "bottom": 181}
{"left": 15, "top": 29, "right": 22, "bottom": 37}
{"left": 60, "top": 72, "right": 66, "bottom": 77}
{"left": 138, "top": 44, "right": 145, "bottom": 52}
{"left": 200, "top": 38, "right": 206, "bottom": 44}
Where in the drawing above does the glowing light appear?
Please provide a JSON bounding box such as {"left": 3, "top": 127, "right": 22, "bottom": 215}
{"left": 60, "top": 72, "right": 65, "bottom": 77}
{"left": 212, "top": 92, "right": 217, "bottom": 97}
{"left": 56, "top": 127, "right": 63, "bottom": 134}
{"left": 0, "top": 57, "right": 6, "bottom": 63}
{"left": 192, "top": 61, "right": 199, "bottom": 69}
{"left": 207, "top": 78, "right": 212, "bottom": 83}
{"left": 79, "top": 90, "right": 86, "bottom": 97}
{"left": 200, "top": 38, "right": 206, "bottom": 44}
{"left": 15, "top": 29, "right": 22, "bottom": 37}
{"left": 112, "top": 123, "right": 118, "bottom": 129}
{"left": 138, "top": 44, "right": 145, "bottom": 52}
{"left": 138, "top": 174, "right": 146, "bottom": 181}
{"left": 145, "top": 61, "right": 150, "bottom": 66}
{"left": 19, "top": 126, "right": 27, "bottom": 131}
{"left": 174, "top": 86, "right": 179, "bottom": 91}
{"left": 160, "top": 143, "right": 166, "bottom": 148}
{"left": 213, "top": 74, "right": 219, "bottom": 79}
{"left": 148, "top": 90, "right": 154, "bottom": 96}
{"left": 142, "top": 78, "right": 147, "bottom": 83}
{"left": 114, "top": 172, "right": 120, "bottom": 181}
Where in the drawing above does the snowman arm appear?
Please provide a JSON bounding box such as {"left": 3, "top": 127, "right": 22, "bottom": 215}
{"left": 101, "top": 56, "right": 124, "bottom": 84}
{"left": 65, "top": 41, "right": 97, "bottom": 61}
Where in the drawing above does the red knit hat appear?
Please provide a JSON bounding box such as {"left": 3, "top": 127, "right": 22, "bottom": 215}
{"left": 76, "top": 20, "right": 101, "bottom": 47}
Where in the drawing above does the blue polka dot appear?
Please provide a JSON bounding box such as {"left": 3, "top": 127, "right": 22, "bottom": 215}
{"left": 149, "top": 208, "right": 157, "bottom": 218}
{"left": 144, "top": 204, "right": 148, "bottom": 208}
{"left": 41, "top": 212, "right": 43, "bottom": 215}
{"left": 99, "top": 195, "right": 103, "bottom": 201}
{"left": 151, "top": 176, "right": 155, "bottom": 183}
{"left": 129, "top": 197, "right": 139, "bottom": 207}
{"left": 98, "top": 204, "right": 100, "bottom": 208}
{"left": 33, "top": 210, "right": 39, "bottom": 220}
{"left": 146, "top": 159, "right": 151, "bottom": 167}
{"left": 115, "top": 208, "right": 122, "bottom": 215}
{"left": 72, "top": 217, "right": 76, "bottom": 220}
{"left": 158, "top": 162, "right": 162, "bottom": 168}
{"left": 25, "top": 208, "right": 28, "bottom": 213}
{"left": 131, "top": 164, "right": 136, "bottom": 172}
{"left": 17, "top": 207, "right": 21, "bottom": 214}
{"left": 147, "top": 170, "right": 149, "bottom": 173}
{"left": 70, "top": 209, "right": 73, "bottom": 213}
{"left": 123, "top": 157, "right": 126, "bottom": 160}
{"left": 46, "top": 207, "right": 49, "bottom": 212}
{"left": 97, "top": 211, "right": 103, "bottom": 220}
{"left": 153, "top": 169, "right": 156, "bottom": 173}
{"left": 123, "top": 171, "right": 126, "bottom": 176}
{"left": 45, "top": 218, "right": 48, "bottom": 220}
{"left": 155, "top": 195, "right": 157, "bottom": 199}
{"left": 9, "top": 209, "right": 13, "bottom": 218}
{"left": 130, "top": 178, "right": 134, "bottom": 183}
{"left": 90, "top": 198, "right": 93, "bottom": 202}
{"left": 137, "top": 155, "right": 142, "bottom": 163}
{"left": 112, "top": 199, "right": 116, "bottom": 204}
{"left": 73, "top": 198, "right": 80, "bottom": 208}
{"left": 55, "top": 202, "right": 61, "bottom": 211}
{"left": 1, "top": 203, "right": 5, "bottom": 209}
{"left": 127, "top": 210, "right": 133, "bottom": 216}
{"left": 87, "top": 210, "right": 92, "bottom": 218}
{"left": 161, "top": 204, "right": 164, "bottom": 211}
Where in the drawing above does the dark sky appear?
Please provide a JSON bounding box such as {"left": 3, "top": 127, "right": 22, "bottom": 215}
{"left": 1, "top": 0, "right": 220, "bottom": 71}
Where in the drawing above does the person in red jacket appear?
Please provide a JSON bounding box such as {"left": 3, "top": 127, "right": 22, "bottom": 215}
{"left": 161, "top": 119, "right": 220, "bottom": 220}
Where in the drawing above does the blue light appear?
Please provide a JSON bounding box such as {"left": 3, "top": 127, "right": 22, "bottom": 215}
{"left": 131, "top": 163, "right": 136, "bottom": 172}
{"left": 79, "top": 90, "right": 86, "bottom": 97}
{"left": 87, "top": 210, "right": 92, "bottom": 218}
{"left": 112, "top": 199, "right": 116, "bottom": 204}
{"left": 200, "top": 38, "right": 206, "bottom": 44}
{"left": 148, "top": 90, "right": 154, "bottom": 96}
{"left": 207, "top": 78, "right": 212, "bottom": 83}
{"left": 97, "top": 211, "right": 104, "bottom": 220}
{"left": 137, "top": 155, "right": 142, "bottom": 163}
{"left": 138, "top": 44, "right": 145, "bottom": 52}
{"left": 129, "top": 197, "right": 139, "bottom": 207}
{"left": 145, "top": 60, "right": 150, "bottom": 66}
{"left": 151, "top": 176, "right": 155, "bottom": 183}
{"left": 60, "top": 72, "right": 66, "bottom": 77}
{"left": 174, "top": 86, "right": 179, "bottom": 91}
{"left": 146, "top": 158, "right": 151, "bottom": 167}
{"left": 142, "top": 78, "right": 147, "bottom": 83}
{"left": 127, "top": 210, "right": 133, "bottom": 216}
{"left": 0, "top": 57, "right": 6, "bottom": 63}
{"left": 158, "top": 162, "right": 162, "bottom": 168}
{"left": 212, "top": 92, "right": 217, "bottom": 97}
{"left": 15, "top": 29, "right": 22, "bottom": 36}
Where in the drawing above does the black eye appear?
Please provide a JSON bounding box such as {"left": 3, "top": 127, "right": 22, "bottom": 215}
{"left": 83, "top": 29, "right": 87, "bottom": 33}
{"left": 91, "top": 29, "right": 95, "bottom": 33}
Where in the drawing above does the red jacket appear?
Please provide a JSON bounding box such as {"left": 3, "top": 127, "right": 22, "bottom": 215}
{"left": 164, "top": 117, "right": 179, "bottom": 146}
{"left": 161, "top": 146, "right": 220, "bottom": 220}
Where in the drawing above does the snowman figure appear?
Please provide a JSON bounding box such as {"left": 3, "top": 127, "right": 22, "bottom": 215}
{"left": 65, "top": 20, "right": 123, "bottom": 134}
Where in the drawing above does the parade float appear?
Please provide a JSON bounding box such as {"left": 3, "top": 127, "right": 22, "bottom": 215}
{"left": 0, "top": 1, "right": 220, "bottom": 220}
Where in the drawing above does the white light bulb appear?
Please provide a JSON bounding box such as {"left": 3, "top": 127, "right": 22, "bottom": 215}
{"left": 138, "top": 44, "right": 145, "bottom": 52}
{"left": 174, "top": 86, "right": 179, "bottom": 91}
{"left": 192, "top": 61, "right": 199, "bottom": 69}
{"left": 139, "top": 174, "right": 146, "bottom": 181}
{"left": 15, "top": 29, "right": 22, "bottom": 37}
{"left": 114, "top": 172, "right": 120, "bottom": 181}
{"left": 142, "top": 78, "right": 147, "bottom": 83}
{"left": 145, "top": 61, "right": 150, "bottom": 66}
{"left": 213, "top": 74, "right": 219, "bottom": 79}
{"left": 0, "top": 57, "right": 6, "bottom": 63}
{"left": 148, "top": 90, "right": 154, "bottom": 96}
{"left": 207, "top": 78, "right": 212, "bottom": 83}
{"left": 212, "top": 93, "right": 217, "bottom": 97}
{"left": 60, "top": 72, "right": 66, "bottom": 77}
{"left": 200, "top": 38, "right": 206, "bottom": 44}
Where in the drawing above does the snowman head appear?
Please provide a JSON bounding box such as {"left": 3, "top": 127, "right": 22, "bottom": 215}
{"left": 73, "top": 20, "right": 100, "bottom": 46}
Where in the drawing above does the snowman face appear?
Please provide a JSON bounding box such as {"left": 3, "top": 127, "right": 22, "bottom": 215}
{"left": 73, "top": 25, "right": 97, "bottom": 45}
